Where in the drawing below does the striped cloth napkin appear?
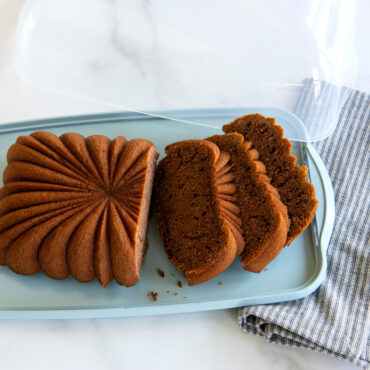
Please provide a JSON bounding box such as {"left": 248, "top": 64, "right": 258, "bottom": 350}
{"left": 238, "top": 80, "right": 370, "bottom": 369}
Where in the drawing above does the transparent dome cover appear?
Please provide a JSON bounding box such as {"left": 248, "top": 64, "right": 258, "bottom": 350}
{"left": 16, "top": 0, "right": 357, "bottom": 141}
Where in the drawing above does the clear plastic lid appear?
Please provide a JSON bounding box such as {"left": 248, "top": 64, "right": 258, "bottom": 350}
{"left": 16, "top": 0, "right": 357, "bottom": 141}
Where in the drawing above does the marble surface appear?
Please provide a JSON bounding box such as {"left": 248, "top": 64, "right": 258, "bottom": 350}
{"left": 0, "top": 1, "right": 368, "bottom": 369}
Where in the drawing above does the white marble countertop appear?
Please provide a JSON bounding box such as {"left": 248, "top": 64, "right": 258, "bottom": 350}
{"left": 0, "top": 1, "right": 368, "bottom": 369}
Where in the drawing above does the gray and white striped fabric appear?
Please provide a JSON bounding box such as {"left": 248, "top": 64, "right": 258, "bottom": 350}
{"left": 238, "top": 80, "right": 370, "bottom": 369}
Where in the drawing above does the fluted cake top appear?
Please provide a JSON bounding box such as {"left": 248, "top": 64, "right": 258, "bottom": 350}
{"left": 0, "top": 131, "right": 158, "bottom": 287}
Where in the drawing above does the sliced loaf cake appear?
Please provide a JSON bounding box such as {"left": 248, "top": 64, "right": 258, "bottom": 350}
{"left": 223, "top": 114, "right": 318, "bottom": 244}
{"left": 154, "top": 140, "right": 243, "bottom": 285}
{"left": 206, "top": 133, "right": 289, "bottom": 272}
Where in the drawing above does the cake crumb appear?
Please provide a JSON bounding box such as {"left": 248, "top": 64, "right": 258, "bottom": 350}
{"left": 157, "top": 268, "right": 165, "bottom": 278}
{"left": 183, "top": 296, "right": 187, "bottom": 299}
{"left": 177, "top": 281, "right": 183, "bottom": 288}
{"left": 174, "top": 292, "right": 178, "bottom": 296}
{"left": 218, "top": 281, "right": 223, "bottom": 285}
{"left": 264, "top": 268, "right": 268, "bottom": 271}
{"left": 148, "top": 291, "right": 158, "bottom": 301}
{"left": 166, "top": 290, "right": 170, "bottom": 294}
{"left": 170, "top": 272, "right": 175, "bottom": 277}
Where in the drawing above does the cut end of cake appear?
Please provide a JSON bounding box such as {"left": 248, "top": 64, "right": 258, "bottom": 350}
{"left": 154, "top": 140, "right": 243, "bottom": 285}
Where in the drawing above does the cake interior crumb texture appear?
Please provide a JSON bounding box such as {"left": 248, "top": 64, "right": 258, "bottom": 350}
{"left": 156, "top": 141, "right": 227, "bottom": 270}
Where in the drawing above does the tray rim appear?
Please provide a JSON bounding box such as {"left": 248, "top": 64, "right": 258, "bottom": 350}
{"left": 0, "top": 107, "right": 309, "bottom": 139}
{"left": 0, "top": 108, "right": 334, "bottom": 319}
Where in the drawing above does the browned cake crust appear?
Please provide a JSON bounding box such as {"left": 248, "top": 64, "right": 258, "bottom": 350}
{"left": 0, "top": 131, "right": 158, "bottom": 287}
{"left": 223, "top": 114, "right": 318, "bottom": 245}
{"left": 206, "top": 133, "right": 290, "bottom": 272}
{"left": 154, "top": 140, "right": 243, "bottom": 285}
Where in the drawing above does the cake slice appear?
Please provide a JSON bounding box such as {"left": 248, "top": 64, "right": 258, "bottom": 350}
{"left": 206, "top": 133, "right": 289, "bottom": 272}
{"left": 0, "top": 131, "right": 158, "bottom": 287}
{"left": 223, "top": 114, "right": 318, "bottom": 244}
{"left": 154, "top": 140, "right": 243, "bottom": 285}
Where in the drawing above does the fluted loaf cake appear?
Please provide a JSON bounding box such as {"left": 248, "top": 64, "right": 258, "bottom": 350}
{"left": 0, "top": 131, "right": 158, "bottom": 287}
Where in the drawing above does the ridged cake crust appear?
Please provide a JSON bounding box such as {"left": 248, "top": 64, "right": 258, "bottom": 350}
{"left": 0, "top": 131, "right": 158, "bottom": 287}
{"left": 223, "top": 114, "right": 318, "bottom": 245}
{"left": 155, "top": 140, "right": 243, "bottom": 285}
{"left": 206, "top": 133, "right": 290, "bottom": 272}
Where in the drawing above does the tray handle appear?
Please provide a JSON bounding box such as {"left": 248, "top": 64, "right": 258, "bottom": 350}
{"left": 305, "top": 143, "right": 335, "bottom": 255}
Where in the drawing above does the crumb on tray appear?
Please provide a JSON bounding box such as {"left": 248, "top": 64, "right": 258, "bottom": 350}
{"left": 148, "top": 291, "right": 158, "bottom": 301}
{"left": 157, "top": 268, "right": 165, "bottom": 278}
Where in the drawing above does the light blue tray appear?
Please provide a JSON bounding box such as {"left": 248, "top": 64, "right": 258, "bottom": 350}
{"left": 0, "top": 108, "right": 335, "bottom": 319}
